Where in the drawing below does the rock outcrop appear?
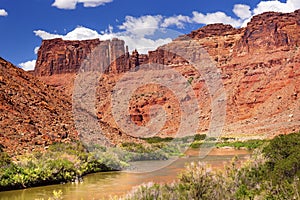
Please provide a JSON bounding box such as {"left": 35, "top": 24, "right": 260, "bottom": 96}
{"left": 34, "top": 9, "right": 300, "bottom": 139}
{"left": 35, "top": 38, "right": 150, "bottom": 76}
{"left": 237, "top": 10, "right": 300, "bottom": 54}
{"left": 35, "top": 38, "right": 118, "bottom": 76}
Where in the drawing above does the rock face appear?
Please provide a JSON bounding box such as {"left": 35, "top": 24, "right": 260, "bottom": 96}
{"left": 0, "top": 57, "right": 139, "bottom": 155}
{"left": 35, "top": 38, "right": 149, "bottom": 76}
{"left": 35, "top": 38, "right": 113, "bottom": 76}
{"left": 237, "top": 10, "right": 300, "bottom": 54}
{"left": 0, "top": 57, "right": 78, "bottom": 155}
{"left": 34, "top": 9, "right": 300, "bottom": 139}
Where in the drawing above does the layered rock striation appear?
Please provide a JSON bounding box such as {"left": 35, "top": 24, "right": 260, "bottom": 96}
{"left": 35, "top": 38, "right": 149, "bottom": 76}
{"left": 34, "top": 9, "right": 300, "bottom": 139}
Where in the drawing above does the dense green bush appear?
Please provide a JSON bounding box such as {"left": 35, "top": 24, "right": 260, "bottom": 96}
{"left": 0, "top": 143, "right": 125, "bottom": 191}
{"left": 0, "top": 151, "right": 11, "bottom": 167}
{"left": 189, "top": 140, "right": 202, "bottom": 148}
{"left": 216, "top": 139, "right": 266, "bottom": 150}
{"left": 141, "top": 134, "right": 208, "bottom": 150}
{"left": 142, "top": 136, "right": 173, "bottom": 144}
{"left": 119, "top": 142, "right": 179, "bottom": 161}
{"left": 263, "top": 132, "right": 300, "bottom": 182}
{"left": 142, "top": 134, "right": 207, "bottom": 144}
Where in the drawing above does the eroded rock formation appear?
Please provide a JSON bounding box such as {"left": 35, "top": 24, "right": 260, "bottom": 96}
{"left": 34, "top": 9, "right": 300, "bottom": 139}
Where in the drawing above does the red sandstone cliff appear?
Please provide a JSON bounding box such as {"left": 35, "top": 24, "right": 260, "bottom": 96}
{"left": 34, "top": 9, "right": 300, "bottom": 139}
{"left": 35, "top": 38, "right": 149, "bottom": 76}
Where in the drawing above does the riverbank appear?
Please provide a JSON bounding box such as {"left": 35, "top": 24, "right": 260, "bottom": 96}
{"left": 0, "top": 140, "right": 182, "bottom": 191}
{"left": 0, "top": 143, "right": 123, "bottom": 191}
{"left": 0, "top": 134, "right": 273, "bottom": 192}
{"left": 0, "top": 148, "right": 251, "bottom": 200}
{"left": 122, "top": 131, "right": 300, "bottom": 200}
{"left": 6, "top": 131, "right": 298, "bottom": 199}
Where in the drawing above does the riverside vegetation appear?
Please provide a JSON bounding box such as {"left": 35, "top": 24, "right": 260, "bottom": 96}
{"left": 0, "top": 133, "right": 217, "bottom": 191}
{"left": 0, "top": 133, "right": 231, "bottom": 191}
{"left": 122, "top": 131, "right": 300, "bottom": 200}
{"left": 0, "top": 140, "right": 182, "bottom": 191}
{"left": 1, "top": 131, "right": 300, "bottom": 199}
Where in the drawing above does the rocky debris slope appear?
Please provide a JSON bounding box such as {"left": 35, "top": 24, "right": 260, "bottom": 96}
{"left": 0, "top": 57, "right": 80, "bottom": 155}
{"left": 34, "top": 9, "right": 300, "bottom": 139}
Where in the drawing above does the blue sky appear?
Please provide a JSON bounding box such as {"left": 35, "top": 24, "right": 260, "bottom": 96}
{"left": 0, "top": 0, "right": 299, "bottom": 70}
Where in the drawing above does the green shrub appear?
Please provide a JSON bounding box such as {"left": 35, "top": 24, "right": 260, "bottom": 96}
{"left": 263, "top": 132, "right": 300, "bottom": 182}
{"left": 120, "top": 142, "right": 180, "bottom": 161}
{"left": 142, "top": 134, "right": 207, "bottom": 144}
{"left": 216, "top": 139, "right": 266, "bottom": 150}
{"left": 0, "top": 152, "right": 11, "bottom": 167}
{"left": 189, "top": 140, "right": 202, "bottom": 148}
{"left": 0, "top": 142, "right": 126, "bottom": 191}
{"left": 193, "top": 134, "right": 207, "bottom": 141}
{"left": 142, "top": 136, "right": 173, "bottom": 144}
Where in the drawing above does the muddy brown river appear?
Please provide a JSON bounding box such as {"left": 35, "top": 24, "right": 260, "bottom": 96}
{"left": 0, "top": 148, "right": 250, "bottom": 200}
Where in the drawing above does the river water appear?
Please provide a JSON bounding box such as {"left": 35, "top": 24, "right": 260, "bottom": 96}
{"left": 0, "top": 148, "right": 250, "bottom": 200}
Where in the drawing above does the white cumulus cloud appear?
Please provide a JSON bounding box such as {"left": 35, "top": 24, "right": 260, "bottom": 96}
{"left": 34, "top": 47, "right": 40, "bottom": 54}
{"left": 192, "top": 11, "right": 242, "bottom": 27}
{"left": 0, "top": 9, "right": 8, "bottom": 16}
{"left": 253, "top": 0, "right": 300, "bottom": 15}
{"left": 34, "top": 25, "right": 172, "bottom": 54}
{"left": 34, "top": 0, "right": 300, "bottom": 57}
{"left": 119, "top": 15, "right": 163, "bottom": 37}
{"left": 233, "top": 4, "right": 252, "bottom": 19}
{"left": 64, "top": 26, "right": 100, "bottom": 40}
{"left": 240, "top": 0, "right": 300, "bottom": 27}
{"left": 253, "top": 1, "right": 291, "bottom": 15}
{"left": 160, "top": 1, "right": 300, "bottom": 29}
{"left": 34, "top": 27, "right": 100, "bottom": 40}
{"left": 33, "top": 30, "right": 62, "bottom": 40}
{"left": 52, "top": 0, "right": 113, "bottom": 10}
{"left": 118, "top": 35, "right": 172, "bottom": 53}
{"left": 19, "top": 60, "right": 36, "bottom": 71}
{"left": 161, "top": 15, "right": 191, "bottom": 29}
{"left": 288, "top": 0, "right": 300, "bottom": 8}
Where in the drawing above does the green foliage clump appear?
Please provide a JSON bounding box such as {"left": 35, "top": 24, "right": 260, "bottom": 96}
{"left": 0, "top": 142, "right": 126, "bottom": 191}
{"left": 216, "top": 139, "right": 266, "bottom": 150}
{"left": 142, "top": 134, "right": 207, "bottom": 144}
{"left": 189, "top": 140, "right": 202, "bottom": 149}
{"left": 141, "top": 134, "right": 213, "bottom": 149}
{"left": 193, "top": 134, "right": 206, "bottom": 141}
{"left": 142, "top": 136, "right": 173, "bottom": 144}
{"left": 0, "top": 151, "right": 11, "bottom": 167}
{"left": 119, "top": 142, "right": 174, "bottom": 161}
{"left": 263, "top": 132, "right": 300, "bottom": 182}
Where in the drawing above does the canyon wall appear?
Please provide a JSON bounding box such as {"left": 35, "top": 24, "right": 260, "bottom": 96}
{"left": 34, "top": 9, "right": 300, "bottom": 139}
